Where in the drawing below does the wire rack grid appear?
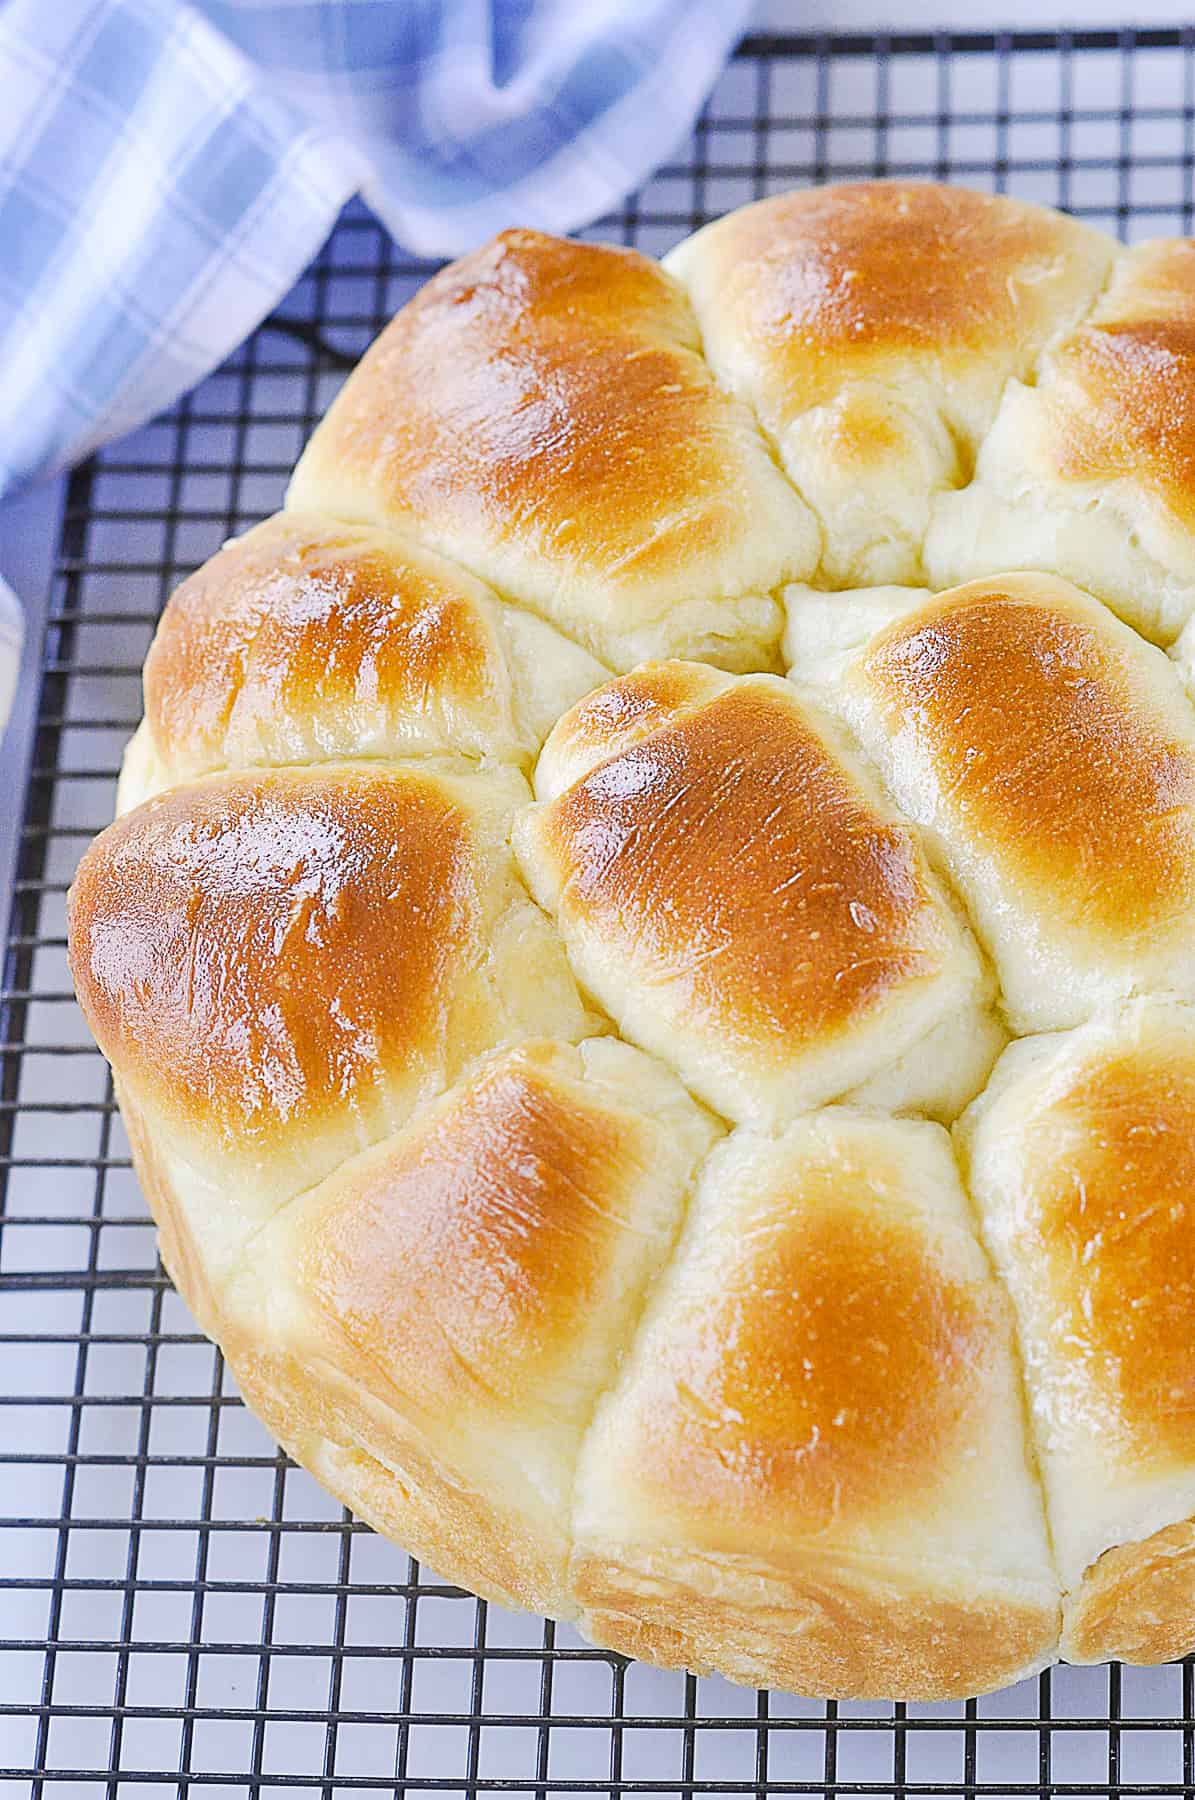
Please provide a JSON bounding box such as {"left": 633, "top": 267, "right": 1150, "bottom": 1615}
{"left": 4, "top": 25, "right": 1195, "bottom": 1800}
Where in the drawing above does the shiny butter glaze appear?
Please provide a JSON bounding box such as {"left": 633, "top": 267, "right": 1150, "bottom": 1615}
{"left": 144, "top": 513, "right": 515, "bottom": 775}
{"left": 859, "top": 577, "right": 1195, "bottom": 943}
{"left": 66, "top": 184, "right": 1195, "bottom": 1697}
{"left": 301, "top": 1043, "right": 659, "bottom": 1415}
{"left": 1017, "top": 1040, "right": 1195, "bottom": 1470}
{"left": 532, "top": 661, "right": 726, "bottom": 798}
{"left": 542, "top": 680, "right": 954, "bottom": 1054}
{"left": 1047, "top": 240, "right": 1195, "bottom": 527}
{"left": 288, "top": 229, "right": 814, "bottom": 612}
{"left": 68, "top": 765, "right": 478, "bottom": 1146}
{"left": 672, "top": 182, "right": 1108, "bottom": 421}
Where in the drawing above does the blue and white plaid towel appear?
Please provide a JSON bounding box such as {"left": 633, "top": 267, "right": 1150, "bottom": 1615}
{"left": 0, "top": 0, "right": 754, "bottom": 503}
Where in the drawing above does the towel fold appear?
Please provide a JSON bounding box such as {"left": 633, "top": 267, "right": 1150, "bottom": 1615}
{"left": 0, "top": 0, "right": 753, "bottom": 499}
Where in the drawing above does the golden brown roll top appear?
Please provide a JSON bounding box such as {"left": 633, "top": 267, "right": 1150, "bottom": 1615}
{"left": 287, "top": 230, "right": 818, "bottom": 671}
{"left": 787, "top": 571, "right": 1195, "bottom": 1032}
{"left": 571, "top": 1109, "right": 1060, "bottom": 1699}
{"left": 127, "top": 511, "right": 606, "bottom": 798}
{"left": 960, "top": 1000, "right": 1195, "bottom": 1665}
{"left": 666, "top": 182, "right": 1112, "bottom": 588}
{"left": 516, "top": 662, "right": 998, "bottom": 1126}
{"left": 68, "top": 762, "right": 592, "bottom": 1280}
{"left": 929, "top": 238, "right": 1195, "bottom": 643}
{"left": 217, "top": 1038, "right": 719, "bottom": 1615}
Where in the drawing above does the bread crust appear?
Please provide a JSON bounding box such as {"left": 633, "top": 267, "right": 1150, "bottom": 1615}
{"left": 1066, "top": 1517, "right": 1195, "bottom": 1665}
{"left": 667, "top": 182, "right": 1113, "bottom": 586}
{"left": 573, "top": 1548, "right": 1058, "bottom": 1702}
{"left": 287, "top": 229, "right": 817, "bottom": 670}
{"left": 68, "top": 181, "right": 1195, "bottom": 1699}
{"left": 519, "top": 666, "right": 993, "bottom": 1125}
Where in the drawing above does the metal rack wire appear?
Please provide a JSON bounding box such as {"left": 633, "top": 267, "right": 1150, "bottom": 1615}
{"left": 4, "top": 26, "right": 1195, "bottom": 1798}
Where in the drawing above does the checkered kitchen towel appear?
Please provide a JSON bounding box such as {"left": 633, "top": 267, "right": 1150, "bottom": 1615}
{"left": 0, "top": 0, "right": 755, "bottom": 502}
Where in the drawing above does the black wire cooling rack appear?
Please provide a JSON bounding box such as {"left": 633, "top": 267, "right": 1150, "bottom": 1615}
{"left": 5, "top": 25, "right": 1195, "bottom": 1799}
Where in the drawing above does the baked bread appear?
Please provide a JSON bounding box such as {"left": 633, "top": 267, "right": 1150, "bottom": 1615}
{"left": 928, "top": 238, "right": 1195, "bottom": 641}
{"left": 960, "top": 999, "right": 1195, "bottom": 1665}
{"left": 67, "top": 180, "right": 1195, "bottom": 1698}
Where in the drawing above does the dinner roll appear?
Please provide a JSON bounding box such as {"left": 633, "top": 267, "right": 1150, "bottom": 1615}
{"left": 786, "top": 570, "right": 1195, "bottom": 1032}
{"left": 516, "top": 663, "right": 997, "bottom": 1126}
{"left": 961, "top": 1000, "right": 1195, "bottom": 1664}
{"left": 133, "top": 512, "right": 607, "bottom": 793}
{"left": 928, "top": 239, "right": 1195, "bottom": 642}
{"left": 70, "top": 179, "right": 1195, "bottom": 1699}
{"left": 666, "top": 182, "right": 1113, "bottom": 587}
{"left": 287, "top": 230, "right": 818, "bottom": 671}
{"left": 215, "top": 1038, "right": 718, "bottom": 1616}
{"left": 572, "top": 1109, "right": 1060, "bottom": 1699}
{"left": 69, "top": 762, "right": 592, "bottom": 1299}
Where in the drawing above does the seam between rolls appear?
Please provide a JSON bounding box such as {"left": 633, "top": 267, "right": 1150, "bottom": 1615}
{"left": 277, "top": 496, "right": 797, "bottom": 676}
{"left": 774, "top": 671, "right": 1012, "bottom": 1123}
{"left": 668, "top": 236, "right": 1026, "bottom": 596}
{"left": 498, "top": 820, "right": 622, "bottom": 1048}
{"left": 150, "top": 743, "right": 537, "bottom": 792}
{"left": 667, "top": 265, "right": 829, "bottom": 587}
{"left": 115, "top": 743, "right": 610, "bottom": 1291}
{"left": 947, "top": 1120, "right": 1066, "bottom": 1615}
{"left": 559, "top": 1110, "right": 725, "bottom": 1595}
{"left": 920, "top": 238, "right": 1126, "bottom": 582}
{"left": 1023, "top": 236, "right": 1126, "bottom": 383}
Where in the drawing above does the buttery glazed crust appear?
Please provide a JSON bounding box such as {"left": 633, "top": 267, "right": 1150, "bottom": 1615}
{"left": 288, "top": 230, "right": 818, "bottom": 670}
{"left": 961, "top": 1001, "right": 1195, "bottom": 1664}
{"left": 141, "top": 512, "right": 607, "bottom": 783}
{"left": 787, "top": 571, "right": 1195, "bottom": 1031}
{"left": 1046, "top": 240, "right": 1195, "bottom": 525}
{"left": 518, "top": 664, "right": 994, "bottom": 1124}
{"left": 211, "top": 1039, "right": 716, "bottom": 1616}
{"left": 571, "top": 1112, "right": 1059, "bottom": 1698}
{"left": 667, "top": 182, "right": 1113, "bottom": 585}
{"left": 68, "top": 181, "right": 1195, "bottom": 1700}
{"left": 70, "top": 762, "right": 591, "bottom": 1223}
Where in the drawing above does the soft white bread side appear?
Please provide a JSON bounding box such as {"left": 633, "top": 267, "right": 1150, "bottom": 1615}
{"left": 68, "top": 761, "right": 593, "bottom": 1289}
{"left": 571, "top": 1109, "right": 1060, "bottom": 1699}
{"left": 516, "top": 661, "right": 997, "bottom": 1127}
{"left": 786, "top": 571, "right": 1195, "bottom": 1033}
{"left": 667, "top": 182, "right": 1113, "bottom": 588}
{"left": 133, "top": 512, "right": 607, "bottom": 792}
{"left": 928, "top": 239, "right": 1195, "bottom": 644}
{"left": 287, "top": 230, "right": 819, "bottom": 672}
{"left": 960, "top": 1000, "right": 1195, "bottom": 1665}
{"left": 210, "top": 1038, "right": 719, "bottom": 1617}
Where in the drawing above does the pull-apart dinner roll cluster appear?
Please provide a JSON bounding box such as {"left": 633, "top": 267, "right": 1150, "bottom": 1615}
{"left": 68, "top": 180, "right": 1195, "bottom": 1698}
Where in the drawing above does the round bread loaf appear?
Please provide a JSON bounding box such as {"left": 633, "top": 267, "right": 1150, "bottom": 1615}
{"left": 68, "top": 181, "right": 1195, "bottom": 1699}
